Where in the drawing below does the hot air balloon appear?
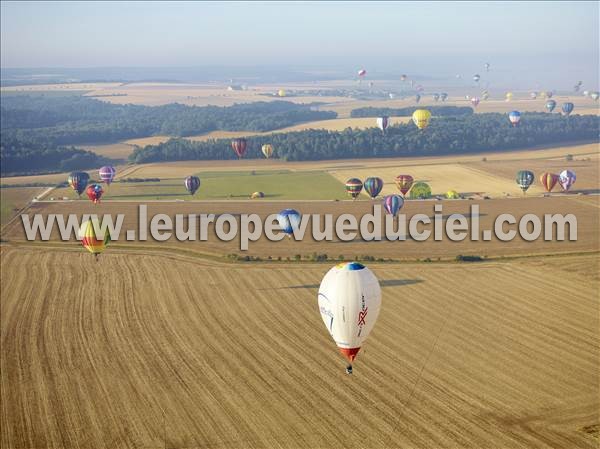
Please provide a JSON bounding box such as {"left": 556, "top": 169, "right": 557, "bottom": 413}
{"left": 440, "top": 92, "right": 448, "bottom": 101}
{"left": 412, "top": 109, "right": 431, "bottom": 130}
{"left": 394, "top": 174, "right": 414, "bottom": 196}
{"left": 546, "top": 91, "right": 553, "bottom": 99}
{"left": 482, "top": 90, "right": 489, "bottom": 100}
{"left": 473, "top": 74, "right": 481, "bottom": 83}
{"left": 400, "top": 74, "right": 407, "bottom": 82}
{"left": 446, "top": 190, "right": 460, "bottom": 199}
{"left": 376, "top": 117, "right": 389, "bottom": 133}
{"left": 505, "top": 92, "right": 513, "bottom": 101}
{"left": 516, "top": 170, "right": 534, "bottom": 193}
{"left": 86, "top": 184, "right": 104, "bottom": 203}
{"left": 508, "top": 110, "right": 521, "bottom": 126}
{"left": 471, "top": 97, "right": 480, "bottom": 107}
{"left": 432, "top": 93, "right": 440, "bottom": 102}
{"left": 278, "top": 89, "right": 286, "bottom": 97}
{"left": 388, "top": 93, "right": 396, "bottom": 99}
{"left": 250, "top": 191, "right": 265, "bottom": 199}
{"left": 484, "top": 62, "right": 490, "bottom": 72}
{"left": 574, "top": 84, "right": 581, "bottom": 92}
{"left": 262, "top": 144, "right": 274, "bottom": 158}
{"left": 79, "top": 218, "right": 110, "bottom": 261}
{"left": 67, "top": 172, "right": 90, "bottom": 196}
{"left": 382, "top": 194, "right": 404, "bottom": 216}
{"left": 415, "top": 94, "right": 421, "bottom": 103}
{"left": 559, "top": 169, "right": 576, "bottom": 192}
{"left": 465, "top": 94, "right": 471, "bottom": 101}
{"left": 545, "top": 99, "right": 556, "bottom": 112}
{"left": 363, "top": 177, "right": 384, "bottom": 199}
{"left": 590, "top": 92, "right": 599, "bottom": 101}
{"left": 317, "top": 262, "right": 381, "bottom": 374}
{"left": 277, "top": 209, "right": 301, "bottom": 236}
{"left": 561, "top": 102, "right": 574, "bottom": 116}
{"left": 583, "top": 90, "right": 589, "bottom": 97}
{"left": 530, "top": 92, "right": 537, "bottom": 100}
{"left": 231, "top": 138, "right": 247, "bottom": 159}
{"left": 345, "top": 178, "right": 363, "bottom": 200}
{"left": 98, "top": 166, "right": 116, "bottom": 185}
{"left": 357, "top": 69, "right": 367, "bottom": 83}
{"left": 539, "top": 172, "right": 559, "bottom": 192}
{"left": 184, "top": 176, "right": 200, "bottom": 195}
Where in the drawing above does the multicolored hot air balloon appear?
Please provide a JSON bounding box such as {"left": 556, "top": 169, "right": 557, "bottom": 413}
{"left": 394, "top": 174, "right": 414, "bottom": 196}
{"left": 376, "top": 117, "right": 389, "bottom": 133}
{"left": 277, "top": 209, "right": 301, "bottom": 236}
{"left": 363, "top": 177, "right": 383, "bottom": 199}
{"left": 184, "top": 176, "right": 200, "bottom": 195}
{"left": 545, "top": 99, "right": 557, "bottom": 112}
{"left": 415, "top": 94, "right": 421, "bottom": 103}
{"left": 357, "top": 69, "right": 367, "bottom": 83}
{"left": 318, "top": 262, "right": 381, "bottom": 374}
{"left": 67, "top": 172, "right": 90, "bottom": 196}
{"left": 508, "top": 110, "right": 521, "bottom": 126}
{"left": 440, "top": 92, "right": 448, "bottom": 101}
{"left": 86, "top": 184, "right": 104, "bottom": 203}
{"left": 516, "top": 170, "right": 535, "bottom": 193}
{"left": 262, "top": 144, "right": 274, "bottom": 158}
{"left": 79, "top": 218, "right": 110, "bottom": 260}
{"left": 345, "top": 178, "right": 363, "bottom": 200}
{"left": 412, "top": 109, "right": 431, "bottom": 130}
{"left": 540, "top": 172, "right": 559, "bottom": 192}
{"left": 473, "top": 74, "right": 481, "bottom": 83}
{"left": 98, "top": 166, "right": 116, "bottom": 185}
{"left": 505, "top": 92, "right": 513, "bottom": 101}
{"left": 231, "top": 138, "right": 247, "bottom": 158}
{"left": 471, "top": 97, "right": 480, "bottom": 107}
{"left": 559, "top": 169, "right": 576, "bottom": 192}
{"left": 561, "top": 102, "right": 574, "bottom": 116}
{"left": 382, "top": 194, "right": 404, "bottom": 216}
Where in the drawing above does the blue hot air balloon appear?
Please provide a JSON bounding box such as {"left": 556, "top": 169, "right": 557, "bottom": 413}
{"left": 382, "top": 195, "right": 404, "bottom": 216}
{"left": 277, "top": 209, "right": 301, "bottom": 236}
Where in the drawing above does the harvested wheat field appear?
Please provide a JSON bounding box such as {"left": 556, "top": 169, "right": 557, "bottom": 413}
{"left": 1, "top": 246, "right": 598, "bottom": 448}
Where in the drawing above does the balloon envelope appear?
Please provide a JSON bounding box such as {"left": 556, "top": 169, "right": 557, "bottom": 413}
{"left": 412, "top": 109, "right": 431, "bottom": 130}
{"left": 318, "top": 262, "right": 382, "bottom": 365}
{"left": 376, "top": 117, "right": 389, "bottom": 132}
{"left": 540, "top": 172, "right": 559, "bottom": 192}
{"left": 231, "top": 138, "right": 248, "bottom": 158}
{"left": 394, "top": 174, "right": 414, "bottom": 196}
{"left": 86, "top": 184, "right": 104, "bottom": 203}
{"left": 508, "top": 110, "right": 521, "bottom": 126}
{"left": 561, "top": 102, "right": 574, "bottom": 116}
{"left": 516, "top": 170, "right": 535, "bottom": 193}
{"left": 382, "top": 194, "right": 404, "bottom": 215}
{"left": 98, "top": 166, "right": 116, "bottom": 185}
{"left": 545, "top": 100, "right": 556, "bottom": 112}
{"left": 559, "top": 170, "right": 576, "bottom": 191}
{"left": 67, "top": 172, "right": 90, "bottom": 196}
{"left": 262, "top": 144, "right": 274, "bottom": 158}
{"left": 363, "top": 177, "right": 384, "bottom": 199}
{"left": 345, "top": 178, "right": 363, "bottom": 199}
{"left": 79, "top": 218, "right": 110, "bottom": 256}
{"left": 184, "top": 176, "right": 200, "bottom": 195}
{"left": 277, "top": 209, "right": 301, "bottom": 235}
{"left": 471, "top": 97, "right": 480, "bottom": 107}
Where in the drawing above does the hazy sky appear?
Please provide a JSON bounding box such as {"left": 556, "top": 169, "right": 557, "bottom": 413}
{"left": 1, "top": 1, "right": 598, "bottom": 86}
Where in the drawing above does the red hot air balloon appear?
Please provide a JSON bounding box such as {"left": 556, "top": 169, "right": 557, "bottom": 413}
{"left": 231, "top": 138, "right": 248, "bottom": 159}
{"left": 394, "top": 175, "right": 414, "bottom": 196}
{"left": 540, "top": 172, "right": 559, "bottom": 192}
{"left": 86, "top": 184, "right": 104, "bottom": 204}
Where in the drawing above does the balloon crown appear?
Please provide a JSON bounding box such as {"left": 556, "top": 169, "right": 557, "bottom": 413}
{"left": 336, "top": 262, "right": 365, "bottom": 271}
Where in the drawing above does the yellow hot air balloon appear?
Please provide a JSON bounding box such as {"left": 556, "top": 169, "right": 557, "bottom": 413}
{"left": 278, "top": 89, "right": 286, "bottom": 97}
{"left": 79, "top": 218, "right": 110, "bottom": 260}
{"left": 505, "top": 92, "right": 513, "bottom": 101}
{"left": 262, "top": 144, "right": 274, "bottom": 158}
{"left": 446, "top": 190, "right": 460, "bottom": 199}
{"left": 411, "top": 109, "right": 431, "bottom": 130}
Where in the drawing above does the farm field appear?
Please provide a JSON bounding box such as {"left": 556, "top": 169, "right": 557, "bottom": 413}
{"left": 1, "top": 246, "right": 598, "bottom": 448}
{"left": 0, "top": 187, "right": 45, "bottom": 226}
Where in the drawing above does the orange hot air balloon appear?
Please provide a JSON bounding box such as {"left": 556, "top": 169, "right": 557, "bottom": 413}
{"left": 394, "top": 175, "right": 414, "bottom": 196}
{"left": 540, "top": 172, "right": 559, "bottom": 192}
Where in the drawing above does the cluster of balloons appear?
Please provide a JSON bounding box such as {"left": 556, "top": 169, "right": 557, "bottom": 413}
{"left": 67, "top": 165, "right": 117, "bottom": 258}
{"left": 516, "top": 169, "right": 576, "bottom": 193}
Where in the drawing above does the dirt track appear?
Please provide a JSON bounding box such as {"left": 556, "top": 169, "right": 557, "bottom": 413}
{"left": 1, "top": 247, "right": 598, "bottom": 448}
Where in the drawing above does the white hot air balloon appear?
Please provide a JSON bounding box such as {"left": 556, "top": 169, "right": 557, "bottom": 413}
{"left": 318, "top": 262, "right": 382, "bottom": 374}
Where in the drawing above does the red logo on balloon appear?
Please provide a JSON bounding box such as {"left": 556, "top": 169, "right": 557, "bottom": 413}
{"left": 358, "top": 307, "right": 368, "bottom": 326}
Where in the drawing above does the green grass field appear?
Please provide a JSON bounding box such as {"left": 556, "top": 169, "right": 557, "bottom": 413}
{"left": 48, "top": 169, "right": 348, "bottom": 201}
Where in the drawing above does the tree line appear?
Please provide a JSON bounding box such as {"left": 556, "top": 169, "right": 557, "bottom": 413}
{"left": 350, "top": 105, "right": 474, "bottom": 117}
{"left": 129, "top": 113, "right": 598, "bottom": 163}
